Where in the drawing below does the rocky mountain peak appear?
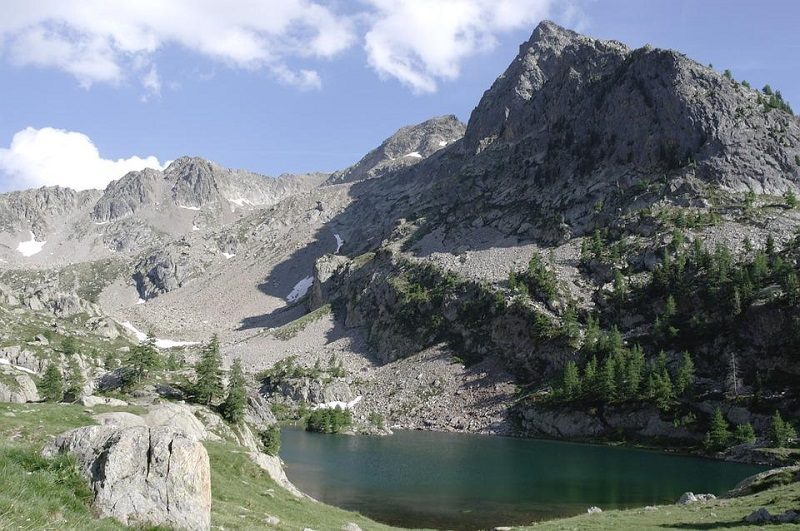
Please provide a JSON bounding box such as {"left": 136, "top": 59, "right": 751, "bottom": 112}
{"left": 325, "top": 114, "right": 466, "bottom": 185}
{"left": 463, "top": 20, "right": 799, "bottom": 198}
{"left": 165, "top": 156, "right": 223, "bottom": 208}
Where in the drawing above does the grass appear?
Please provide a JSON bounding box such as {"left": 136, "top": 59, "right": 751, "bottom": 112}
{"left": 0, "top": 402, "right": 402, "bottom": 530}
{"left": 271, "top": 304, "right": 332, "bottom": 340}
{"left": 517, "top": 481, "right": 800, "bottom": 530}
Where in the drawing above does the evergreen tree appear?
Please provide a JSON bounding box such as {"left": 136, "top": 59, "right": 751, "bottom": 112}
{"left": 582, "top": 316, "right": 601, "bottom": 354}
{"left": 61, "top": 335, "right": 79, "bottom": 356}
{"left": 612, "top": 269, "right": 627, "bottom": 302}
{"left": 65, "top": 358, "right": 85, "bottom": 400}
{"left": 785, "top": 190, "right": 798, "bottom": 208}
{"left": 582, "top": 355, "right": 599, "bottom": 400}
{"left": 734, "top": 423, "right": 757, "bottom": 445}
{"left": 125, "top": 331, "right": 160, "bottom": 384}
{"left": 705, "top": 408, "right": 732, "bottom": 451}
{"left": 674, "top": 351, "right": 695, "bottom": 397}
{"left": 768, "top": 410, "right": 797, "bottom": 448}
{"left": 39, "top": 363, "right": 64, "bottom": 402}
{"left": 561, "top": 361, "right": 581, "bottom": 400}
{"left": 561, "top": 303, "right": 581, "bottom": 346}
{"left": 652, "top": 368, "right": 674, "bottom": 411}
{"left": 598, "top": 356, "right": 616, "bottom": 402}
{"left": 222, "top": 358, "right": 247, "bottom": 423}
{"left": 624, "top": 344, "right": 645, "bottom": 399}
{"left": 195, "top": 334, "right": 224, "bottom": 405}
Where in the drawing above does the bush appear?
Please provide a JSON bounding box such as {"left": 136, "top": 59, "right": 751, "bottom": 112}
{"left": 734, "top": 423, "right": 757, "bottom": 444}
{"left": 768, "top": 410, "right": 797, "bottom": 448}
{"left": 61, "top": 336, "right": 78, "bottom": 356}
{"left": 305, "top": 407, "right": 352, "bottom": 434}
{"left": 259, "top": 426, "right": 281, "bottom": 456}
{"left": 368, "top": 412, "right": 384, "bottom": 429}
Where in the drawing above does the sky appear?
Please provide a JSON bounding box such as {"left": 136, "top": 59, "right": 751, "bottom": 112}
{"left": 0, "top": 0, "right": 798, "bottom": 192}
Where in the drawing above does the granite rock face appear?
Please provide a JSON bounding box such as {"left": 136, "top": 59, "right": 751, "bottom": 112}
{"left": 43, "top": 424, "right": 212, "bottom": 531}
{"left": 0, "top": 364, "right": 40, "bottom": 403}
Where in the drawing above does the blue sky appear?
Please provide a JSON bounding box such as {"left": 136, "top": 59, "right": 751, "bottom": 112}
{"left": 0, "top": 0, "right": 797, "bottom": 191}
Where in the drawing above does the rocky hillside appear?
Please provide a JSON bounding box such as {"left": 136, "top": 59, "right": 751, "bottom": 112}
{"left": 325, "top": 115, "right": 466, "bottom": 185}
{"left": 0, "top": 20, "right": 798, "bottom": 463}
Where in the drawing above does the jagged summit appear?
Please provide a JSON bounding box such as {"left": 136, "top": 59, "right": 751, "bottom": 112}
{"left": 464, "top": 20, "right": 800, "bottom": 197}
{"left": 325, "top": 115, "right": 466, "bottom": 185}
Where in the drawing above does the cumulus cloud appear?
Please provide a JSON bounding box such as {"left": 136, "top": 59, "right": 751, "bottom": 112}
{"left": 0, "top": 0, "right": 355, "bottom": 91}
{"left": 0, "top": 127, "right": 165, "bottom": 191}
{"left": 364, "top": 0, "right": 558, "bottom": 93}
{"left": 0, "top": 1, "right": 579, "bottom": 94}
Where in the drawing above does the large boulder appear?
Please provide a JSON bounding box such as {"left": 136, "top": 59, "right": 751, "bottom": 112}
{"left": 43, "top": 425, "right": 211, "bottom": 530}
{"left": 245, "top": 391, "right": 277, "bottom": 429}
{"left": 0, "top": 363, "right": 40, "bottom": 403}
{"left": 143, "top": 402, "right": 217, "bottom": 441}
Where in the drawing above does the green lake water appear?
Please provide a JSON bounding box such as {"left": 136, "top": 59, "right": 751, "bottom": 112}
{"left": 279, "top": 427, "right": 766, "bottom": 530}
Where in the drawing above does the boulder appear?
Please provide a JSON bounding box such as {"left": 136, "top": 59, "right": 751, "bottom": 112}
{"left": 676, "top": 492, "right": 715, "bottom": 505}
{"left": 745, "top": 508, "right": 800, "bottom": 524}
{"left": 728, "top": 466, "right": 800, "bottom": 498}
{"left": 0, "top": 364, "right": 40, "bottom": 403}
{"left": 143, "top": 402, "right": 213, "bottom": 441}
{"left": 43, "top": 425, "right": 211, "bottom": 530}
{"left": 341, "top": 524, "right": 363, "bottom": 531}
{"left": 92, "top": 411, "right": 146, "bottom": 428}
{"left": 586, "top": 506, "right": 603, "bottom": 514}
{"left": 79, "top": 395, "right": 128, "bottom": 407}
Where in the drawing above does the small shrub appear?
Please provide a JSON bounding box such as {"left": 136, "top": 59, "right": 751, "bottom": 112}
{"left": 259, "top": 425, "right": 281, "bottom": 456}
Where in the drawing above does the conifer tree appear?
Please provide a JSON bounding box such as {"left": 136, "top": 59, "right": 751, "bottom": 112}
{"left": 561, "top": 361, "right": 581, "bottom": 400}
{"left": 768, "top": 410, "right": 797, "bottom": 448}
{"left": 624, "top": 344, "right": 645, "bottom": 399}
{"left": 652, "top": 368, "right": 674, "bottom": 411}
{"left": 705, "top": 408, "right": 732, "bottom": 451}
{"left": 195, "top": 334, "right": 224, "bottom": 405}
{"left": 734, "top": 423, "right": 756, "bottom": 444}
{"left": 582, "top": 355, "right": 599, "bottom": 400}
{"left": 598, "top": 356, "right": 616, "bottom": 402}
{"left": 674, "top": 351, "right": 695, "bottom": 397}
{"left": 39, "top": 363, "right": 64, "bottom": 402}
{"left": 126, "top": 331, "right": 160, "bottom": 384}
{"left": 222, "top": 358, "right": 247, "bottom": 423}
{"left": 65, "top": 358, "right": 85, "bottom": 399}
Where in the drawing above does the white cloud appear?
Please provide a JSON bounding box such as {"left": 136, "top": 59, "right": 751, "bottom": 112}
{"left": 0, "top": 1, "right": 581, "bottom": 95}
{"left": 0, "top": 0, "right": 355, "bottom": 92}
{"left": 363, "top": 0, "right": 558, "bottom": 93}
{"left": 0, "top": 127, "right": 165, "bottom": 191}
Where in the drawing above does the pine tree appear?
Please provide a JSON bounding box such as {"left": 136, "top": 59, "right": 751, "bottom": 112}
{"left": 65, "top": 358, "right": 85, "bottom": 400}
{"left": 674, "top": 351, "right": 695, "bottom": 397}
{"left": 786, "top": 190, "right": 798, "bottom": 208}
{"left": 705, "top": 408, "right": 732, "bottom": 451}
{"left": 612, "top": 269, "right": 627, "bottom": 302}
{"left": 598, "top": 356, "right": 616, "bottom": 403}
{"left": 624, "top": 344, "right": 645, "bottom": 399}
{"left": 653, "top": 368, "right": 674, "bottom": 411}
{"left": 39, "top": 363, "right": 64, "bottom": 402}
{"left": 125, "top": 331, "right": 160, "bottom": 385}
{"left": 582, "top": 316, "right": 601, "bottom": 354}
{"left": 582, "top": 355, "right": 598, "bottom": 400}
{"left": 222, "top": 358, "right": 247, "bottom": 423}
{"left": 561, "top": 361, "right": 581, "bottom": 400}
{"left": 768, "top": 410, "right": 797, "bottom": 448}
{"left": 734, "top": 423, "right": 756, "bottom": 444}
{"left": 195, "top": 334, "right": 224, "bottom": 405}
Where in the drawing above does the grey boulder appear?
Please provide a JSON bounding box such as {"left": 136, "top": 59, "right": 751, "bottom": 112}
{"left": 43, "top": 424, "right": 211, "bottom": 531}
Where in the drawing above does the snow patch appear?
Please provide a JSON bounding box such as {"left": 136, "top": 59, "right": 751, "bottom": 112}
{"left": 404, "top": 151, "right": 422, "bottom": 158}
{"left": 0, "top": 358, "right": 37, "bottom": 374}
{"left": 178, "top": 205, "right": 201, "bottom": 211}
{"left": 286, "top": 276, "right": 313, "bottom": 303}
{"left": 94, "top": 220, "right": 110, "bottom": 226}
{"left": 229, "top": 198, "right": 252, "bottom": 207}
{"left": 119, "top": 321, "right": 199, "bottom": 349}
{"left": 222, "top": 252, "right": 235, "bottom": 259}
{"left": 192, "top": 225, "right": 200, "bottom": 231}
{"left": 438, "top": 140, "right": 448, "bottom": 147}
{"left": 334, "top": 233, "right": 344, "bottom": 254}
{"left": 312, "top": 395, "right": 363, "bottom": 411}
{"left": 17, "top": 231, "right": 46, "bottom": 257}
{"left": 136, "top": 298, "right": 146, "bottom": 305}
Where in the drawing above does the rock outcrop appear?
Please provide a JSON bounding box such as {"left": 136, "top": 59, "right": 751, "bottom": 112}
{"left": 325, "top": 115, "right": 466, "bottom": 185}
{"left": 43, "top": 424, "right": 211, "bottom": 530}
{"left": 0, "top": 363, "right": 40, "bottom": 403}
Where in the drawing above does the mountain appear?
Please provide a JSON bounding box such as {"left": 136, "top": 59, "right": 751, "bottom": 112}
{"left": 325, "top": 115, "right": 466, "bottom": 185}
{"left": 1, "top": 20, "right": 799, "bottom": 459}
